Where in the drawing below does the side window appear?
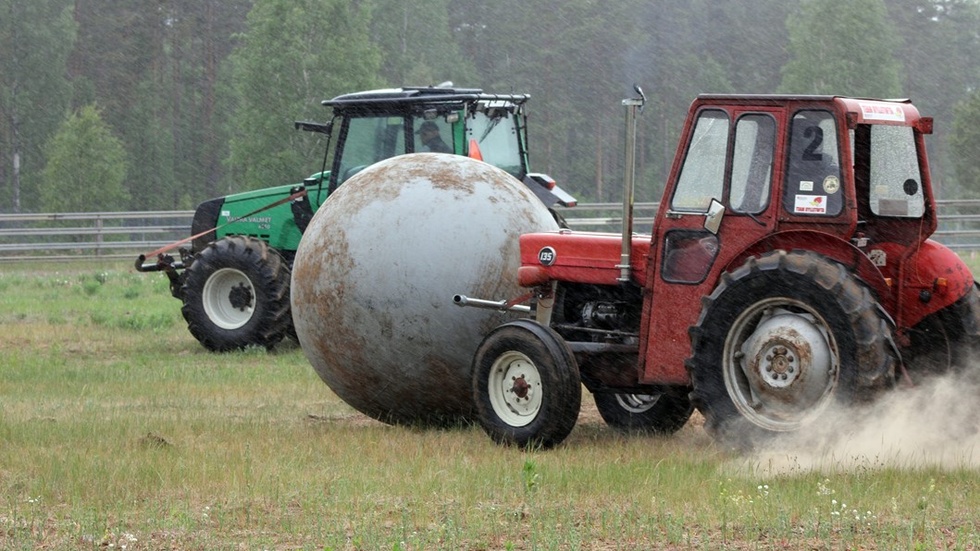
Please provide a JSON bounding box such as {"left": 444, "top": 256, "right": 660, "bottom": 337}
{"left": 671, "top": 110, "right": 729, "bottom": 211}
{"left": 661, "top": 230, "right": 719, "bottom": 284}
{"left": 869, "top": 125, "right": 924, "bottom": 218}
{"left": 783, "top": 110, "right": 842, "bottom": 216}
{"left": 730, "top": 115, "right": 775, "bottom": 214}
{"left": 338, "top": 117, "right": 406, "bottom": 184}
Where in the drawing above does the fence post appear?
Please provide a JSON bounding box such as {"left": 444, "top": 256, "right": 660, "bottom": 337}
{"left": 96, "top": 216, "right": 104, "bottom": 257}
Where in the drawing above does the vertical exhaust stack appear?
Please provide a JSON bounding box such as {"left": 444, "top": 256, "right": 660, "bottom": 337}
{"left": 618, "top": 86, "right": 646, "bottom": 283}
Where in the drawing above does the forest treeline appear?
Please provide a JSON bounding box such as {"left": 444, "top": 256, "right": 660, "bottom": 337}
{"left": 1, "top": 0, "right": 979, "bottom": 213}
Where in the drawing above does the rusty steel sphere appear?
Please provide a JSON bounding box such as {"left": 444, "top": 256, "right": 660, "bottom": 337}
{"left": 290, "top": 153, "right": 560, "bottom": 426}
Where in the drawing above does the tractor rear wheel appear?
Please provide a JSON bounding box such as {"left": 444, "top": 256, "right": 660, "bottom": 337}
{"left": 592, "top": 389, "right": 692, "bottom": 434}
{"left": 472, "top": 320, "right": 581, "bottom": 448}
{"left": 181, "top": 236, "right": 291, "bottom": 352}
{"left": 687, "top": 251, "right": 895, "bottom": 447}
{"left": 903, "top": 283, "right": 980, "bottom": 379}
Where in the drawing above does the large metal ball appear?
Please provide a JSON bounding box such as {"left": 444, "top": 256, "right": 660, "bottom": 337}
{"left": 291, "top": 153, "right": 559, "bottom": 425}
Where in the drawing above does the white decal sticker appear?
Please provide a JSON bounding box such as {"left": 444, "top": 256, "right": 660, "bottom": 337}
{"left": 800, "top": 180, "right": 814, "bottom": 192}
{"left": 867, "top": 249, "right": 887, "bottom": 267}
{"left": 858, "top": 101, "right": 906, "bottom": 122}
{"left": 823, "top": 175, "right": 840, "bottom": 194}
{"left": 794, "top": 195, "right": 827, "bottom": 214}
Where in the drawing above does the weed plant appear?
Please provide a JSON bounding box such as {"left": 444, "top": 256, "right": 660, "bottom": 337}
{"left": 1, "top": 261, "right": 980, "bottom": 549}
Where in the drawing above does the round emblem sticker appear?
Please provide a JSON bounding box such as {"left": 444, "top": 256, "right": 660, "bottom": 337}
{"left": 538, "top": 246, "right": 557, "bottom": 266}
{"left": 823, "top": 175, "right": 841, "bottom": 194}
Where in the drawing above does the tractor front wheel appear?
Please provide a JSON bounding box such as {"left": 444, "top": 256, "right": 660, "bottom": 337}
{"left": 687, "top": 251, "right": 896, "bottom": 447}
{"left": 472, "top": 320, "right": 581, "bottom": 448}
{"left": 592, "top": 389, "right": 692, "bottom": 434}
{"left": 181, "top": 236, "right": 291, "bottom": 352}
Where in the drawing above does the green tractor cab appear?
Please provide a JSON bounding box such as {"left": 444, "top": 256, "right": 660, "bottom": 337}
{"left": 137, "top": 85, "right": 574, "bottom": 352}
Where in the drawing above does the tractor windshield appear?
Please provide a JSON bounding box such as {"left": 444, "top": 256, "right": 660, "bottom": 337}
{"left": 671, "top": 109, "right": 729, "bottom": 211}
{"left": 466, "top": 108, "right": 524, "bottom": 179}
{"left": 335, "top": 115, "right": 408, "bottom": 185}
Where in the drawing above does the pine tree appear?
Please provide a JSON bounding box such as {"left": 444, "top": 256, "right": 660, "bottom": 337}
{"left": 779, "top": 0, "right": 903, "bottom": 97}
{"left": 40, "top": 105, "right": 129, "bottom": 212}
{"left": 226, "top": 0, "right": 382, "bottom": 190}
{"left": 0, "top": 0, "right": 76, "bottom": 212}
{"left": 949, "top": 91, "right": 980, "bottom": 198}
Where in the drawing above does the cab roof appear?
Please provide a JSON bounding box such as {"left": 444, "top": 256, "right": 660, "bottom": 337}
{"left": 693, "top": 94, "right": 924, "bottom": 127}
{"left": 323, "top": 86, "right": 530, "bottom": 110}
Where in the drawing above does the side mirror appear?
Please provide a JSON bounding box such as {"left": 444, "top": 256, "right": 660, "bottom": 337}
{"left": 295, "top": 120, "right": 332, "bottom": 135}
{"left": 704, "top": 199, "right": 725, "bottom": 235}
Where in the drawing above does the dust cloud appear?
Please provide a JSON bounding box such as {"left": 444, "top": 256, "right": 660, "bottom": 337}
{"left": 736, "top": 367, "right": 980, "bottom": 476}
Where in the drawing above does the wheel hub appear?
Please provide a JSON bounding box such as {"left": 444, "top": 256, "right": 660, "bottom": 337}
{"left": 741, "top": 311, "right": 833, "bottom": 404}
{"left": 511, "top": 375, "right": 531, "bottom": 399}
{"left": 228, "top": 282, "right": 254, "bottom": 311}
{"left": 726, "top": 305, "right": 839, "bottom": 431}
{"left": 759, "top": 344, "right": 799, "bottom": 388}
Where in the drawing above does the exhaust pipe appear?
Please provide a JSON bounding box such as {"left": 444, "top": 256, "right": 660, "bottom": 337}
{"left": 618, "top": 85, "right": 646, "bottom": 283}
{"left": 453, "top": 294, "right": 531, "bottom": 313}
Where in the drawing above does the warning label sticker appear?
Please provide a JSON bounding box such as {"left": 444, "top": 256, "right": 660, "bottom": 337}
{"left": 794, "top": 195, "right": 827, "bottom": 214}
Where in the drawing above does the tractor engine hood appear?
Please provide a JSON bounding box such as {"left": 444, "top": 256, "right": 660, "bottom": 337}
{"left": 517, "top": 231, "right": 652, "bottom": 287}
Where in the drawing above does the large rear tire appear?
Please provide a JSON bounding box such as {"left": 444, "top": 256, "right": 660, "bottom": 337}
{"left": 472, "top": 320, "right": 581, "bottom": 448}
{"left": 903, "top": 283, "right": 980, "bottom": 379}
{"left": 687, "top": 251, "right": 896, "bottom": 447}
{"left": 592, "top": 389, "right": 692, "bottom": 434}
{"left": 181, "top": 236, "right": 291, "bottom": 352}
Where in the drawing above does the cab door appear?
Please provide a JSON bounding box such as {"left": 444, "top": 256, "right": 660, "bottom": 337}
{"left": 639, "top": 105, "right": 786, "bottom": 384}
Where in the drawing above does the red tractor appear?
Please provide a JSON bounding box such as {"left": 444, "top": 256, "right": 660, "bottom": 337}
{"left": 456, "top": 89, "right": 980, "bottom": 448}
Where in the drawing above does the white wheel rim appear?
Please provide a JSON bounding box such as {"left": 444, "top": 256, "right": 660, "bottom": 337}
{"left": 723, "top": 298, "right": 839, "bottom": 432}
{"left": 487, "top": 350, "right": 543, "bottom": 427}
{"left": 615, "top": 393, "right": 661, "bottom": 414}
{"left": 202, "top": 267, "right": 255, "bottom": 330}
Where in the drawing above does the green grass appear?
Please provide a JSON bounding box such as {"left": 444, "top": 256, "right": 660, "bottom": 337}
{"left": 2, "top": 260, "right": 980, "bottom": 549}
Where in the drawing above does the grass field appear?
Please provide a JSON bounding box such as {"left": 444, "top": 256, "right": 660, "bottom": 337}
{"left": 2, "top": 260, "right": 980, "bottom": 550}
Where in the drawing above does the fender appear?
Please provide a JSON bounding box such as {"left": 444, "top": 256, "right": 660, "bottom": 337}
{"left": 873, "top": 239, "right": 975, "bottom": 329}
{"left": 723, "top": 229, "right": 894, "bottom": 313}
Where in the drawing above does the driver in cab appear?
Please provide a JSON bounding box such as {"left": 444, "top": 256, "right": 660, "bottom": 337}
{"left": 417, "top": 121, "right": 451, "bottom": 153}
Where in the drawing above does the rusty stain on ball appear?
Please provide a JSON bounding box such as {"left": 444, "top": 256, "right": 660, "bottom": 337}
{"left": 291, "top": 153, "right": 560, "bottom": 426}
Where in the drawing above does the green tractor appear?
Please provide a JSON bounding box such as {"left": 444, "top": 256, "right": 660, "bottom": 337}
{"left": 137, "top": 85, "right": 575, "bottom": 352}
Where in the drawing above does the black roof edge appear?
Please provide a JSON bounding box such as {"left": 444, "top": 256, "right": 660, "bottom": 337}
{"left": 322, "top": 86, "right": 531, "bottom": 108}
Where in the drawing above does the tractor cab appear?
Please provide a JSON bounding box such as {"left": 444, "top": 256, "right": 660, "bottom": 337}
{"left": 310, "top": 86, "right": 574, "bottom": 207}
{"left": 640, "top": 95, "right": 967, "bottom": 385}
